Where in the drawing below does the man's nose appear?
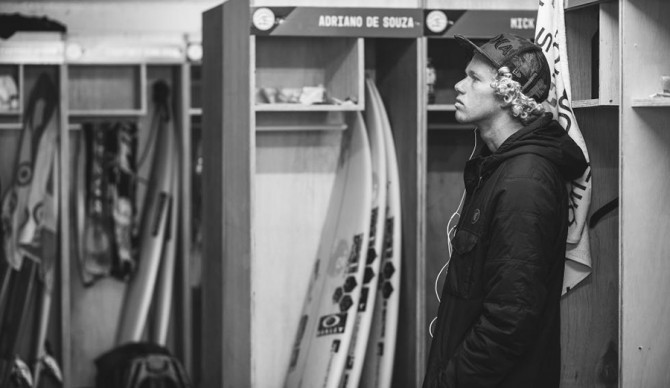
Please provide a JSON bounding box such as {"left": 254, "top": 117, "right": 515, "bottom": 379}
{"left": 454, "top": 79, "right": 465, "bottom": 94}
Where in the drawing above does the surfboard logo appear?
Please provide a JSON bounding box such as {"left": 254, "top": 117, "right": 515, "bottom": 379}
{"left": 379, "top": 218, "right": 396, "bottom": 300}
{"left": 358, "top": 287, "right": 369, "bottom": 311}
{"left": 317, "top": 313, "right": 347, "bottom": 337}
{"left": 346, "top": 233, "right": 363, "bottom": 274}
{"left": 366, "top": 208, "right": 379, "bottom": 265}
{"left": 472, "top": 208, "right": 481, "bottom": 224}
{"left": 328, "top": 240, "right": 350, "bottom": 276}
{"left": 17, "top": 162, "right": 33, "bottom": 186}
{"left": 328, "top": 233, "right": 364, "bottom": 276}
{"left": 31, "top": 201, "right": 44, "bottom": 224}
{"left": 332, "top": 274, "right": 356, "bottom": 312}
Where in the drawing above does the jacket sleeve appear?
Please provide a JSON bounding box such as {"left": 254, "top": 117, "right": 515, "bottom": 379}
{"left": 440, "top": 174, "right": 561, "bottom": 387}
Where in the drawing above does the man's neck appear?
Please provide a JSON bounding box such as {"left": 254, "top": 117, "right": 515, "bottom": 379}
{"left": 478, "top": 114, "right": 524, "bottom": 153}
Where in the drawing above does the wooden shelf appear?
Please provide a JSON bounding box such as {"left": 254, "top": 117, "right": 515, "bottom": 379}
{"left": 631, "top": 97, "right": 670, "bottom": 107}
{"left": 255, "top": 103, "right": 362, "bottom": 112}
{"left": 572, "top": 98, "right": 599, "bottom": 108}
{"left": 0, "top": 122, "right": 82, "bottom": 131}
{"left": 571, "top": 98, "right": 618, "bottom": 108}
{"left": 189, "top": 108, "right": 202, "bottom": 115}
{"left": 256, "top": 123, "right": 347, "bottom": 131}
{"left": 0, "top": 122, "right": 22, "bottom": 130}
{"left": 68, "top": 109, "right": 147, "bottom": 116}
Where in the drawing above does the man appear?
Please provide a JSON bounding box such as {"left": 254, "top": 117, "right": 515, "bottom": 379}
{"left": 423, "top": 34, "right": 588, "bottom": 388}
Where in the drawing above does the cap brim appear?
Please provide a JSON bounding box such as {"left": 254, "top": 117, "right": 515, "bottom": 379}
{"left": 454, "top": 34, "right": 501, "bottom": 69}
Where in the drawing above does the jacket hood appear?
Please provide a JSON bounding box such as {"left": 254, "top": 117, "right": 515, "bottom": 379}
{"left": 478, "top": 113, "right": 588, "bottom": 181}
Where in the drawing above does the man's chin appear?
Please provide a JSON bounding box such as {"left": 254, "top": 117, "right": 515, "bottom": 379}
{"left": 454, "top": 112, "right": 470, "bottom": 124}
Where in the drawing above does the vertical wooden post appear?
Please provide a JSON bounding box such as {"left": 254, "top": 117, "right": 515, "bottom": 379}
{"left": 202, "top": 0, "right": 254, "bottom": 386}
{"left": 59, "top": 62, "right": 72, "bottom": 388}
{"left": 175, "top": 62, "right": 193, "bottom": 378}
{"left": 376, "top": 37, "right": 426, "bottom": 388}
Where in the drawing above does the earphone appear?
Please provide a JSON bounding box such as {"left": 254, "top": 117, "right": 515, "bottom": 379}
{"left": 429, "top": 127, "right": 478, "bottom": 338}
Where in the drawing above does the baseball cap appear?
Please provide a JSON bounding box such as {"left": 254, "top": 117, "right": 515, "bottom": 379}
{"left": 455, "top": 33, "right": 551, "bottom": 102}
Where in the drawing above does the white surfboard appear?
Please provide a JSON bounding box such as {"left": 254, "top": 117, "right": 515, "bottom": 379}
{"left": 116, "top": 82, "right": 176, "bottom": 344}
{"left": 285, "top": 112, "right": 372, "bottom": 388}
{"left": 361, "top": 82, "right": 402, "bottom": 388}
{"left": 152, "top": 162, "right": 180, "bottom": 345}
{"left": 339, "top": 79, "right": 388, "bottom": 388}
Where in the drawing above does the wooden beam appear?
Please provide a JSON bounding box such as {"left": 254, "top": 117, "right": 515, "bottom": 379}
{"left": 201, "top": 0, "right": 254, "bottom": 386}
{"left": 376, "top": 37, "right": 426, "bottom": 388}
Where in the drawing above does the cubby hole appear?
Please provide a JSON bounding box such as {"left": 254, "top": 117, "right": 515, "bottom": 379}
{"left": 69, "top": 64, "right": 145, "bottom": 114}
{"left": 427, "top": 38, "right": 487, "bottom": 108}
{"left": 67, "top": 64, "right": 187, "bottom": 387}
{"left": 565, "top": 5, "right": 599, "bottom": 102}
{"left": 254, "top": 36, "right": 363, "bottom": 111}
{"left": 628, "top": 0, "right": 670, "bottom": 106}
{"left": 190, "top": 64, "right": 202, "bottom": 112}
{"left": 566, "top": 1, "right": 619, "bottom": 106}
{"left": 0, "top": 64, "right": 21, "bottom": 114}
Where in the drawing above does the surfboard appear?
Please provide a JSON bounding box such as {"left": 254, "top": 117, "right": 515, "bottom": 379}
{"left": 152, "top": 148, "right": 180, "bottom": 346}
{"left": 1, "top": 72, "right": 58, "bottom": 271}
{"left": 339, "top": 79, "right": 388, "bottom": 388}
{"left": 285, "top": 111, "right": 372, "bottom": 388}
{"left": 0, "top": 71, "right": 59, "bottom": 387}
{"left": 116, "top": 80, "right": 176, "bottom": 344}
{"left": 32, "top": 151, "right": 62, "bottom": 387}
{"left": 361, "top": 81, "right": 402, "bottom": 388}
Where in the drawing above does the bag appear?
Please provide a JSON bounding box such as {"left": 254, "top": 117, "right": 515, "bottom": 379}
{"left": 95, "top": 342, "right": 191, "bottom": 388}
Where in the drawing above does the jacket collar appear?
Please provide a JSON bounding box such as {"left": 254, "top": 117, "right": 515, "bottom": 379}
{"left": 463, "top": 113, "right": 553, "bottom": 193}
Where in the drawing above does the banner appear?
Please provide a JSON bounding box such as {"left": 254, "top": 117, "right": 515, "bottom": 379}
{"left": 535, "top": 0, "right": 593, "bottom": 295}
{"left": 251, "top": 7, "right": 423, "bottom": 38}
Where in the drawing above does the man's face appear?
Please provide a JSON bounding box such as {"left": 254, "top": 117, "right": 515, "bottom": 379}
{"left": 454, "top": 54, "right": 500, "bottom": 125}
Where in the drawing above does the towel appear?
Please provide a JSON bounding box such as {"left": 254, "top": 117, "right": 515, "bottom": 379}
{"left": 535, "top": 0, "right": 593, "bottom": 295}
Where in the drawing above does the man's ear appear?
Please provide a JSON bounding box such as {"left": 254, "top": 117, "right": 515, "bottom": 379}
{"left": 493, "top": 86, "right": 511, "bottom": 109}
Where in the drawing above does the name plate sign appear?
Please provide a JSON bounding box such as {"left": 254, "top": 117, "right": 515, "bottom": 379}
{"left": 251, "top": 7, "right": 423, "bottom": 38}
{"left": 424, "top": 10, "right": 537, "bottom": 39}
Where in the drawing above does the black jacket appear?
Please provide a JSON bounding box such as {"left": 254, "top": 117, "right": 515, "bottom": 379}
{"left": 423, "top": 113, "right": 588, "bottom": 388}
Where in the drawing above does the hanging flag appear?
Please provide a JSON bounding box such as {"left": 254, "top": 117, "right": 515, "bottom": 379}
{"left": 535, "top": 0, "right": 593, "bottom": 295}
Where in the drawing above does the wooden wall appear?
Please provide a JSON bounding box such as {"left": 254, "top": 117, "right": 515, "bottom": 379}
{"left": 620, "top": 0, "right": 670, "bottom": 386}
{"left": 560, "top": 108, "right": 619, "bottom": 388}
